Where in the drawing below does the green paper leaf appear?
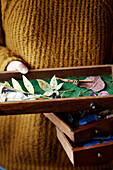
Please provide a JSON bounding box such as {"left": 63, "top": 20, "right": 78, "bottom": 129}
{"left": 22, "top": 75, "right": 34, "bottom": 94}
{"left": 37, "top": 79, "right": 51, "bottom": 91}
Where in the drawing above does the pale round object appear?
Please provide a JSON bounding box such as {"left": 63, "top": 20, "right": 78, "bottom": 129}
{"left": 98, "top": 91, "right": 109, "bottom": 96}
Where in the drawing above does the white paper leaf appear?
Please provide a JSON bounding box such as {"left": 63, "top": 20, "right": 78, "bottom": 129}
{"left": 12, "top": 78, "right": 23, "bottom": 92}
{"left": 22, "top": 94, "right": 42, "bottom": 101}
{"left": 0, "top": 84, "right": 4, "bottom": 94}
{"left": 6, "top": 92, "right": 25, "bottom": 101}
{"left": 43, "top": 90, "right": 53, "bottom": 96}
{"left": 53, "top": 90, "right": 59, "bottom": 95}
{"left": 37, "top": 79, "right": 51, "bottom": 91}
{"left": 15, "top": 92, "right": 25, "bottom": 100}
{"left": 0, "top": 93, "right": 7, "bottom": 102}
{"left": 56, "top": 83, "right": 63, "bottom": 90}
{"left": 0, "top": 86, "right": 2, "bottom": 94}
{"left": 22, "top": 75, "right": 34, "bottom": 94}
{"left": 50, "top": 75, "right": 57, "bottom": 89}
{"left": 4, "top": 81, "right": 11, "bottom": 87}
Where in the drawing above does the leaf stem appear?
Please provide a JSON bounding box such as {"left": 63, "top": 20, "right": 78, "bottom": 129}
{"left": 59, "top": 89, "right": 75, "bottom": 97}
{"left": 56, "top": 77, "right": 73, "bottom": 83}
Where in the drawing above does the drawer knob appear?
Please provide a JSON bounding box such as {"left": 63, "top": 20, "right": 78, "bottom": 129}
{"left": 97, "top": 152, "right": 103, "bottom": 158}
{"left": 90, "top": 103, "right": 96, "bottom": 109}
{"left": 95, "top": 129, "right": 100, "bottom": 134}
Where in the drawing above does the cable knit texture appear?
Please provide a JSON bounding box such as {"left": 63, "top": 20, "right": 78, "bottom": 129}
{"left": 0, "top": 0, "right": 113, "bottom": 170}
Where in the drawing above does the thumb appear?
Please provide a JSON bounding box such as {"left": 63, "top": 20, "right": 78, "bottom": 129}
{"left": 17, "top": 62, "right": 28, "bottom": 74}
{"left": 7, "top": 61, "right": 28, "bottom": 74}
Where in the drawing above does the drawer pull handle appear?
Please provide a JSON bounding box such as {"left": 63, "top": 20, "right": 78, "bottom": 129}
{"left": 97, "top": 152, "right": 103, "bottom": 158}
{"left": 95, "top": 129, "right": 100, "bottom": 134}
{"left": 90, "top": 103, "right": 96, "bottom": 109}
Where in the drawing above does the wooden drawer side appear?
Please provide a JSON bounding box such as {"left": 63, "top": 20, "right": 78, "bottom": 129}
{"left": 56, "top": 128, "right": 75, "bottom": 165}
{"left": 0, "top": 65, "right": 112, "bottom": 81}
{"left": 44, "top": 113, "right": 74, "bottom": 141}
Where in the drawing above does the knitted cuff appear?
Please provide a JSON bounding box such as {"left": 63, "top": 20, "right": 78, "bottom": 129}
{"left": 0, "top": 46, "right": 24, "bottom": 71}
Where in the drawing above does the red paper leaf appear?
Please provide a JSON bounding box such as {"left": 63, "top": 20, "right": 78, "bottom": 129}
{"left": 80, "top": 76, "right": 105, "bottom": 92}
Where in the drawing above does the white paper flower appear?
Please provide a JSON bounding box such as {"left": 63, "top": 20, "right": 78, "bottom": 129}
{"left": 37, "top": 75, "right": 63, "bottom": 96}
{"left": 0, "top": 93, "right": 7, "bottom": 102}
{"left": 23, "top": 94, "right": 42, "bottom": 101}
{"left": 6, "top": 92, "right": 26, "bottom": 101}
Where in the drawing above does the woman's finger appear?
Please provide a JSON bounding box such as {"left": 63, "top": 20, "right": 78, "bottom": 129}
{"left": 6, "top": 61, "right": 28, "bottom": 74}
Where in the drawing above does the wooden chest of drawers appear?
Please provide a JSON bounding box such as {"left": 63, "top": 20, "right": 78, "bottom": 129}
{"left": 0, "top": 65, "right": 113, "bottom": 166}
{"left": 43, "top": 64, "right": 113, "bottom": 166}
{"left": 44, "top": 112, "right": 113, "bottom": 166}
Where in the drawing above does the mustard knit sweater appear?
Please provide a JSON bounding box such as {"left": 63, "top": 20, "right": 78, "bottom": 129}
{"left": 0, "top": 0, "right": 113, "bottom": 170}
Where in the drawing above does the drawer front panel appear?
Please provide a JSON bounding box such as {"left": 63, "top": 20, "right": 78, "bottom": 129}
{"left": 74, "top": 144, "right": 113, "bottom": 166}
{"left": 45, "top": 113, "right": 113, "bottom": 143}
{"left": 75, "top": 118, "right": 113, "bottom": 143}
{"left": 56, "top": 128, "right": 113, "bottom": 166}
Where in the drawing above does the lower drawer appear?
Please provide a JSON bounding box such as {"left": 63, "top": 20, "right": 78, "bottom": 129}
{"left": 44, "top": 112, "right": 113, "bottom": 143}
{"left": 56, "top": 127, "right": 113, "bottom": 166}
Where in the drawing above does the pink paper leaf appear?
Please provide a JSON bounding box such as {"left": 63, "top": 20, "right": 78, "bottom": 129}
{"left": 98, "top": 91, "right": 109, "bottom": 96}
{"left": 79, "top": 76, "right": 105, "bottom": 92}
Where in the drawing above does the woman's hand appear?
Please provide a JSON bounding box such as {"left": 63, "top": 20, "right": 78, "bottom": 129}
{"left": 6, "top": 61, "right": 28, "bottom": 74}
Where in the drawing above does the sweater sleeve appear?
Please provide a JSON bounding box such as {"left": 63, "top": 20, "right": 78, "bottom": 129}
{"left": 0, "top": 46, "right": 25, "bottom": 71}
{"left": 0, "top": 1, "right": 23, "bottom": 71}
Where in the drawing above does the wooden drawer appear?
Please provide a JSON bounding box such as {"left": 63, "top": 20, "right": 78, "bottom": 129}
{"left": 44, "top": 113, "right": 113, "bottom": 143}
{"left": 56, "top": 128, "right": 113, "bottom": 166}
{"left": 0, "top": 64, "right": 113, "bottom": 115}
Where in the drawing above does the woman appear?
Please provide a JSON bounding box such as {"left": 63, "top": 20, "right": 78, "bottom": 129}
{"left": 0, "top": 0, "right": 113, "bottom": 169}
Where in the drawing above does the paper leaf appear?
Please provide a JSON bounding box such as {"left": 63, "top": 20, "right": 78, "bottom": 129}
{"left": 4, "top": 81, "right": 14, "bottom": 90}
{"left": 37, "top": 79, "right": 51, "bottom": 91}
{"left": 78, "top": 91, "right": 84, "bottom": 97}
{"left": 43, "top": 90, "right": 53, "bottom": 96}
{"left": 12, "top": 78, "right": 23, "bottom": 92}
{"left": 80, "top": 76, "right": 105, "bottom": 92}
{"left": 56, "top": 83, "right": 63, "bottom": 90}
{"left": 0, "top": 85, "right": 3, "bottom": 95}
{"left": 22, "top": 75, "right": 34, "bottom": 94}
{"left": 53, "top": 90, "right": 59, "bottom": 95}
{"left": 98, "top": 91, "right": 109, "bottom": 96}
{"left": 50, "top": 75, "right": 57, "bottom": 89}
{"left": 4, "top": 81, "right": 11, "bottom": 87}
{"left": 0, "top": 93, "right": 7, "bottom": 102}
{"left": 6, "top": 92, "right": 25, "bottom": 101}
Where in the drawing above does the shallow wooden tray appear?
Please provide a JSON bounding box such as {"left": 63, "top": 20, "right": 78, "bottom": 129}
{"left": 0, "top": 64, "right": 113, "bottom": 115}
